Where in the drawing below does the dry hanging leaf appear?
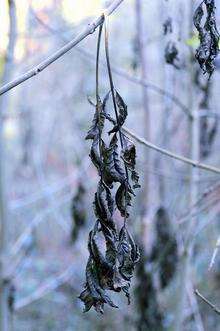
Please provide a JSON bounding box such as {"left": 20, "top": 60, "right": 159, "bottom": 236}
{"left": 79, "top": 21, "right": 140, "bottom": 313}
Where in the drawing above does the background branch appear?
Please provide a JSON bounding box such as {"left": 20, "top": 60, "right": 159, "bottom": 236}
{"left": 122, "top": 126, "right": 220, "bottom": 175}
{"left": 14, "top": 266, "right": 75, "bottom": 310}
{"left": 195, "top": 289, "right": 220, "bottom": 316}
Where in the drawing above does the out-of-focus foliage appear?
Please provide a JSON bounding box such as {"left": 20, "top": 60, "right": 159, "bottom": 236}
{"left": 135, "top": 246, "right": 164, "bottom": 331}
{"left": 186, "top": 34, "right": 200, "bottom": 48}
{"left": 164, "top": 41, "right": 180, "bottom": 69}
{"left": 151, "top": 207, "right": 178, "bottom": 289}
{"left": 71, "top": 182, "right": 87, "bottom": 243}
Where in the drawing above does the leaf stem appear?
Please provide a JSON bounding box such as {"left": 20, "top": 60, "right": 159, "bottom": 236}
{"left": 96, "top": 22, "right": 104, "bottom": 184}
{"left": 96, "top": 21, "right": 104, "bottom": 102}
{"left": 104, "top": 14, "right": 129, "bottom": 223}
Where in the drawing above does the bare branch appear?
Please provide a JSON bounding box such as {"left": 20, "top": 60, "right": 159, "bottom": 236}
{"left": 30, "top": 6, "right": 192, "bottom": 119}
{"left": 0, "top": 0, "right": 124, "bottom": 96}
{"left": 122, "top": 127, "right": 220, "bottom": 175}
{"left": 178, "top": 182, "right": 220, "bottom": 226}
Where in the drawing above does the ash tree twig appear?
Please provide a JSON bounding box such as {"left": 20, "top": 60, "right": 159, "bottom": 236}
{"left": 0, "top": 0, "right": 124, "bottom": 96}
{"left": 30, "top": 6, "right": 192, "bottom": 119}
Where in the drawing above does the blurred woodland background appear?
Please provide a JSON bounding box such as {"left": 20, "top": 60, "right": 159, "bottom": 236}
{"left": 0, "top": 0, "right": 220, "bottom": 330}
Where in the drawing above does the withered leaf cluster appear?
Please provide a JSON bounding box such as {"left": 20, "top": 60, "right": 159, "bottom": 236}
{"left": 79, "top": 92, "right": 140, "bottom": 313}
{"left": 79, "top": 23, "right": 140, "bottom": 314}
{"left": 135, "top": 208, "right": 178, "bottom": 329}
{"left": 194, "top": 0, "right": 220, "bottom": 77}
{"left": 163, "top": 11, "right": 180, "bottom": 69}
{"left": 151, "top": 207, "right": 178, "bottom": 289}
{"left": 135, "top": 246, "right": 164, "bottom": 331}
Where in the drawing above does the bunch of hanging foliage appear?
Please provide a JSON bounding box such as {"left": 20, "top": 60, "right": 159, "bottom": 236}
{"left": 151, "top": 207, "right": 178, "bottom": 289}
{"left": 193, "top": 0, "right": 220, "bottom": 77}
{"left": 71, "top": 181, "right": 87, "bottom": 243}
{"left": 135, "top": 245, "right": 164, "bottom": 331}
{"left": 79, "top": 17, "right": 140, "bottom": 314}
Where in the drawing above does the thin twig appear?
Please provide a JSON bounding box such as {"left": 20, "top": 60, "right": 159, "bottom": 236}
{"left": 209, "top": 235, "right": 220, "bottom": 270}
{"left": 0, "top": 0, "right": 124, "bottom": 96}
{"left": 96, "top": 23, "right": 105, "bottom": 186}
{"left": 122, "top": 127, "right": 220, "bottom": 175}
{"left": 187, "top": 281, "right": 205, "bottom": 331}
{"left": 178, "top": 182, "right": 220, "bottom": 226}
{"left": 195, "top": 289, "right": 220, "bottom": 316}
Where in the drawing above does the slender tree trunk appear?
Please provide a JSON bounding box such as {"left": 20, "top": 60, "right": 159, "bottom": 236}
{"left": 174, "top": 1, "right": 200, "bottom": 330}
{"left": 134, "top": 2, "right": 160, "bottom": 330}
{"left": 135, "top": 0, "right": 151, "bottom": 251}
{"left": 135, "top": 0, "right": 150, "bottom": 217}
{"left": 0, "top": 1, "right": 17, "bottom": 330}
{"left": 175, "top": 99, "right": 200, "bottom": 331}
{"left": 157, "top": 0, "right": 176, "bottom": 206}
